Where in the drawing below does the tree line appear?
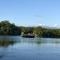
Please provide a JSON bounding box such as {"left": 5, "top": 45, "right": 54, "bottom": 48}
{"left": 0, "top": 20, "right": 60, "bottom": 38}
{"left": 0, "top": 21, "right": 21, "bottom": 35}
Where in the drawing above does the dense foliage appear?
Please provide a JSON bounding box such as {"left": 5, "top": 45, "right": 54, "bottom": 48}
{"left": 0, "top": 21, "right": 21, "bottom": 35}
{"left": 0, "top": 20, "right": 60, "bottom": 38}
{"left": 20, "top": 26, "right": 60, "bottom": 38}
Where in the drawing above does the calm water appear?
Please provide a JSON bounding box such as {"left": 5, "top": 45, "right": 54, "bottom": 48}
{"left": 0, "top": 36, "right": 60, "bottom": 60}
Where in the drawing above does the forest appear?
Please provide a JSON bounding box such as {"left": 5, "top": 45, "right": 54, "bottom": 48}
{"left": 0, "top": 20, "right": 60, "bottom": 38}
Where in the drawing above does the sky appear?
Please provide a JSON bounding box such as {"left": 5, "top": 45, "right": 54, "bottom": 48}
{"left": 0, "top": 0, "right": 60, "bottom": 27}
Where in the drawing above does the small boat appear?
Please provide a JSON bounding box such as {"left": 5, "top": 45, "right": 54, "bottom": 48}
{"left": 22, "top": 34, "right": 35, "bottom": 38}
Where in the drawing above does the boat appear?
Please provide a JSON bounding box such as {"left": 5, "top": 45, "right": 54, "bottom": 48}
{"left": 22, "top": 33, "right": 35, "bottom": 38}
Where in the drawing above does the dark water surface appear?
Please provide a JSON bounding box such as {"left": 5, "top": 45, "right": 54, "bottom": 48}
{"left": 0, "top": 36, "right": 60, "bottom": 60}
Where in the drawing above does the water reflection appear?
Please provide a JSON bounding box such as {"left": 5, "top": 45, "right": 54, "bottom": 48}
{"left": 0, "top": 40, "right": 16, "bottom": 47}
{"left": 0, "top": 36, "right": 17, "bottom": 47}
{"left": 0, "top": 36, "right": 17, "bottom": 59}
{"left": 21, "top": 37, "right": 43, "bottom": 45}
{"left": 35, "top": 38, "right": 60, "bottom": 44}
{"left": 0, "top": 37, "right": 60, "bottom": 60}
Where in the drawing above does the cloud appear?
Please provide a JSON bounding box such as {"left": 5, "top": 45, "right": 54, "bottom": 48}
{"left": 38, "top": 24, "right": 45, "bottom": 26}
{"left": 53, "top": 24, "right": 58, "bottom": 27}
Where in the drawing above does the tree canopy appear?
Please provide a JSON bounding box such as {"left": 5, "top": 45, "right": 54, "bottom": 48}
{"left": 0, "top": 20, "right": 60, "bottom": 38}
{"left": 0, "top": 20, "right": 21, "bottom": 35}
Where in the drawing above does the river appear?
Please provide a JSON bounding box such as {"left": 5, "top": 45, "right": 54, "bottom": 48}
{"left": 0, "top": 36, "right": 60, "bottom": 60}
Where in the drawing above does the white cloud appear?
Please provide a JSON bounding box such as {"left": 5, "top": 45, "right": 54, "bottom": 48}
{"left": 53, "top": 24, "right": 58, "bottom": 27}
{"left": 38, "top": 24, "right": 45, "bottom": 26}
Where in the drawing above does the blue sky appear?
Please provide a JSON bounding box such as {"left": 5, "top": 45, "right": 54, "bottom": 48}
{"left": 0, "top": 0, "right": 60, "bottom": 27}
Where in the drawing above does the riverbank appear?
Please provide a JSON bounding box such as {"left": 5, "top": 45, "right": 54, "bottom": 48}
{"left": 0, "top": 20, "right": 60, "bottom": 38}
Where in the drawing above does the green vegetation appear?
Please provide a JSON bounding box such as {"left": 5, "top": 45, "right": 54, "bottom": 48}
{"left": 0, "top": 20, "right": 60, "bottom": 38}
{"left": 21, "top": 26, "right": 60, "bottom": 38}
{"left": 0, "top": 21, "right": 21, "bottom": 35}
